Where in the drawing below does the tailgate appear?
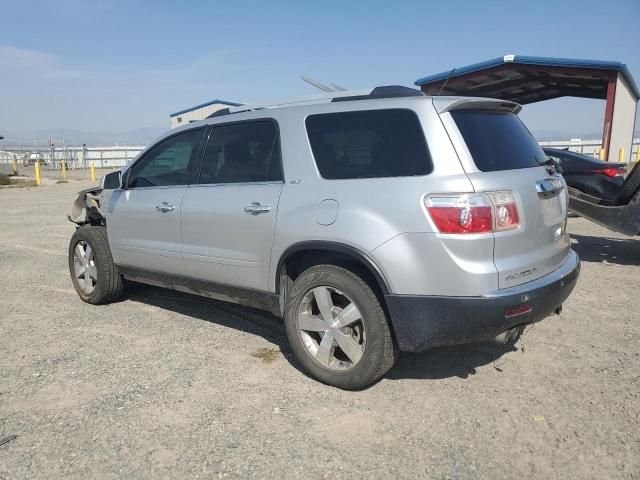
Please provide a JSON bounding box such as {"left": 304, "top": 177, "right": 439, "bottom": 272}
{"left": 440, "top": 102, "right": 571, "bottom": 288}
{"left": 467, "top": 168, "right": 570, "bottom": 288}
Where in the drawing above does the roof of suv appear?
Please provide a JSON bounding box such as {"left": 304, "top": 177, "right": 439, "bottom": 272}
{"left": 164, "top": 87, "right": 523, "bottom": 140}
{"left": 206, "top": 86, "right": 426, "bottom": 118}
{"left": 195, "top": 86, "right": 521, "bottom": 122}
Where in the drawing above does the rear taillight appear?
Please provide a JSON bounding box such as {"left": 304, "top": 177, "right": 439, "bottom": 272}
{"left": 425, "top": 194, "right": 492, "bottom": 233}
{"left": 488, "top": 191, "right": 520, "bottom": 231}
{"left": 425, "top": 191, "right": 520, "bottom": 234}
{"left": 600, "top": 167, "right": 624, "bottom": 177}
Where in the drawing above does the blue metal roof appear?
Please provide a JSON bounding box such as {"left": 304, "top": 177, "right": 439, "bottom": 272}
{"left": 170, "top": 99, "right": 243, "bottom": 117}
{"left": 415, "top": 55, "right": 639, "bottom": 100}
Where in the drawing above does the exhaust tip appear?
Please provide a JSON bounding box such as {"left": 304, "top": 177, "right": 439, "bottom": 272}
{"left": 494, "top": 325, "right": 526, "bottom": 345}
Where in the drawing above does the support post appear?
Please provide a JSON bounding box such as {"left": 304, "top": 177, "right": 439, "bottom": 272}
{"left": 34, "top": 161, "right": 41, "bottom": 187}
{"left": 602, "top": 77, "right": 617, "bottom": 162}
{"left": 90, "top": 161, "right": 96, "bottom": 182}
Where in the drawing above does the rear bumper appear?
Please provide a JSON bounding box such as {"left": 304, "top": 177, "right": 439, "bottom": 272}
{"left": 385, "top": 250, "right": 580, "bottom": 352}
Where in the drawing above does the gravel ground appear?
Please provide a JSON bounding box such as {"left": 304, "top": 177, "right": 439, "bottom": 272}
{"left": 0, "top": 181, "right": 638, "bottom": 479}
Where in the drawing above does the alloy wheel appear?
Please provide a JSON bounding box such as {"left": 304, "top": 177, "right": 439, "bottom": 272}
{"left": 73, "top": 240, "right": 97, "bottom": 294}
{"left": 297, "top": 286, "right": 366, "bottom": 371}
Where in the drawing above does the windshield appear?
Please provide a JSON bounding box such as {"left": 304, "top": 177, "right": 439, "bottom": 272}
{"left": 451, "top": 109, "right": 546, "bottom": 172}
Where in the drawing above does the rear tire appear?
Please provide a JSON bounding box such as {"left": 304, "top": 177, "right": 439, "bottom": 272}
{"left": 69, "top": 226, "right": 124, "bottom": 304}
{"left": 284, "top": 265, "right": 396, "bottom": 389}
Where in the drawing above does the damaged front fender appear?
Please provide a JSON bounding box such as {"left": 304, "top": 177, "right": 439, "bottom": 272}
{"left": 68, "top": 187, "right": 105, "bottom": 225}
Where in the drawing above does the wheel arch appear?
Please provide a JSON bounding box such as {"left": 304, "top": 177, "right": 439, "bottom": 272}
{"left": 274, "top": 241, "right": 391, "bottom": 297}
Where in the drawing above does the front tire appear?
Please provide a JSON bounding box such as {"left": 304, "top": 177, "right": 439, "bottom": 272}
{"left": 284, "top": 265, "right": 396, "bottom": 389}
{"left": 69, "top": 226, "right": 124, "bottom": 304}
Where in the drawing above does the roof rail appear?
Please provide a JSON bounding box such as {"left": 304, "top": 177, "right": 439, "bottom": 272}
{"left": 207, "top": 86, "right": 424, "bottom": 118}
{"left": 206, "top": 108, "right": 232, "bottom": 118}
{"left": 228, "top": 88, "right": 374, "bottom": 113}
{"left": 332, "top": 86, "right": 424, "bottom": 102}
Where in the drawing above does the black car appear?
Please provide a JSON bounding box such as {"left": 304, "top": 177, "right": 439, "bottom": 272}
{"left": 543, "top": 148, "right": 626, "bottom": 200}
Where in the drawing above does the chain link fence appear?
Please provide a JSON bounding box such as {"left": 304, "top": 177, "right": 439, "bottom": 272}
{"left": 1, "top": 139, "right": 638, "bottom": 179}
{"left": 538, "top": 138, "right": 640, "bottom": 164}
{"left": 0, "top": 145, "right": 144, "bottom": 177}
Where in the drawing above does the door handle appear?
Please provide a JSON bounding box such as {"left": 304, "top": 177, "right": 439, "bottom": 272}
{"left": 244, "top": 202, "right": 271, "bottom": 215}
{"left": 156, "top": 202, "right": 176, "bottom": 213}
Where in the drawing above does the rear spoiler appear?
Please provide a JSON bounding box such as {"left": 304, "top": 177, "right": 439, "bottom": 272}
{"left": 434, "top": 98, "right": 522, "bottom": 114}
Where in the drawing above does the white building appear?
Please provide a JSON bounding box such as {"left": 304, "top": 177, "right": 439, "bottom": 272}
{"left": 169, "top": 99, "right": 242, "bottom": 129}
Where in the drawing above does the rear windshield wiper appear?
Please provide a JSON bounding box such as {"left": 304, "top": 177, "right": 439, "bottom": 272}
{"left": 538, "top": 157, "right": 563, "bottom": 175}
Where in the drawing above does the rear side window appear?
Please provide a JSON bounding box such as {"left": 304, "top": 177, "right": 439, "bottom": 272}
{"left": 451, "top": 110, "right": 546, "bottom": 172}
{"left": 199, "top": 121, "right": 282, "bottom": 184}
{"left": 306, "top": 109, "right": 432, "bottom": 180}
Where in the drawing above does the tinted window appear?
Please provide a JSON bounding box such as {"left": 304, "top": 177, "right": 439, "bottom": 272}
{"left": 451, "top": 110, "right": 546, "bottom": 172}
{"left": 199, "top": 121, "right": 282, "bottom": 184}
{"left": 128, "top": 129, "right": 203, "bottom": 187}
{"left": 305, "top": 109, "right": 432, "bottom": 180}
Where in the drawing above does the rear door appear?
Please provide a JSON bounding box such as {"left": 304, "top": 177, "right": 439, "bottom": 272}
{"left": 180, "top": 120, "right": 283, "bottom": 291}
{"left": 107, "top": 128, "right": 204, "bottom": 274}
{"left": 441, "top": 105, "right": 570, "bottom": 289}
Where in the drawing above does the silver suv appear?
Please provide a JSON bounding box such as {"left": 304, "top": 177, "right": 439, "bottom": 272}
{"left": 68, "top": 86, "right": 580, "bottom": 389}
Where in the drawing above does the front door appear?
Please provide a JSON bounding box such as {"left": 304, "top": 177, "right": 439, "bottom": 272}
{"left": 180, "top": 120, "right": 283, "bottom": 291}
{"left": 107, "top": 127, "right": 204, "bottom": 274}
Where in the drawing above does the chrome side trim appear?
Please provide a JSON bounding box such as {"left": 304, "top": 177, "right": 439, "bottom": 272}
{"left": 188, "top": 181, "right": 284, "bottom": 188}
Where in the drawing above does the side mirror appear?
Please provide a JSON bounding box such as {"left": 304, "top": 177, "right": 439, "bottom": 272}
{"left": 102, "top": 171, "right": 122, "bottom": 190}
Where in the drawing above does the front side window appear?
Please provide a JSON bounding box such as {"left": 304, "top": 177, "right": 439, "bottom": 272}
{"left": 305, "top": 109, "right": 432, "bottom": 180}
{"left": 128, "top": 128, "right": 203, "bottom": 187}
{"left": 199, "top": 121, "right": 282, "bottom": 184}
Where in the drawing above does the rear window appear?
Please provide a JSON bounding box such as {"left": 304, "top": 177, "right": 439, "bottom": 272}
{"left": 305, "top": 109, "right": 432, "bottom": 180}
{"left": 451, "top": 110, "right": 546, "bottom": 172}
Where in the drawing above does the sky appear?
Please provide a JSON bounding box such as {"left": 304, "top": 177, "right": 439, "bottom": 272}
{"left": 1, "top": 0, "right": 639, "bottom": 143}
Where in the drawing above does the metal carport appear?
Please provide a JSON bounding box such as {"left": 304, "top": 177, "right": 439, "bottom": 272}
{"left": 415, "top": 55, "right": 639, "bottom": 163}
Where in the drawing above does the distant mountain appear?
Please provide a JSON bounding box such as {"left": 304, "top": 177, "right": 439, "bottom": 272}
{"left": 1, "top": 127, "right": 168, "bottom": 147}
{"left": 532, "top": 128, "right": 640, "bottom": 142}
{"left": 535, "top": 133, "right": 601, "bottom": 141}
